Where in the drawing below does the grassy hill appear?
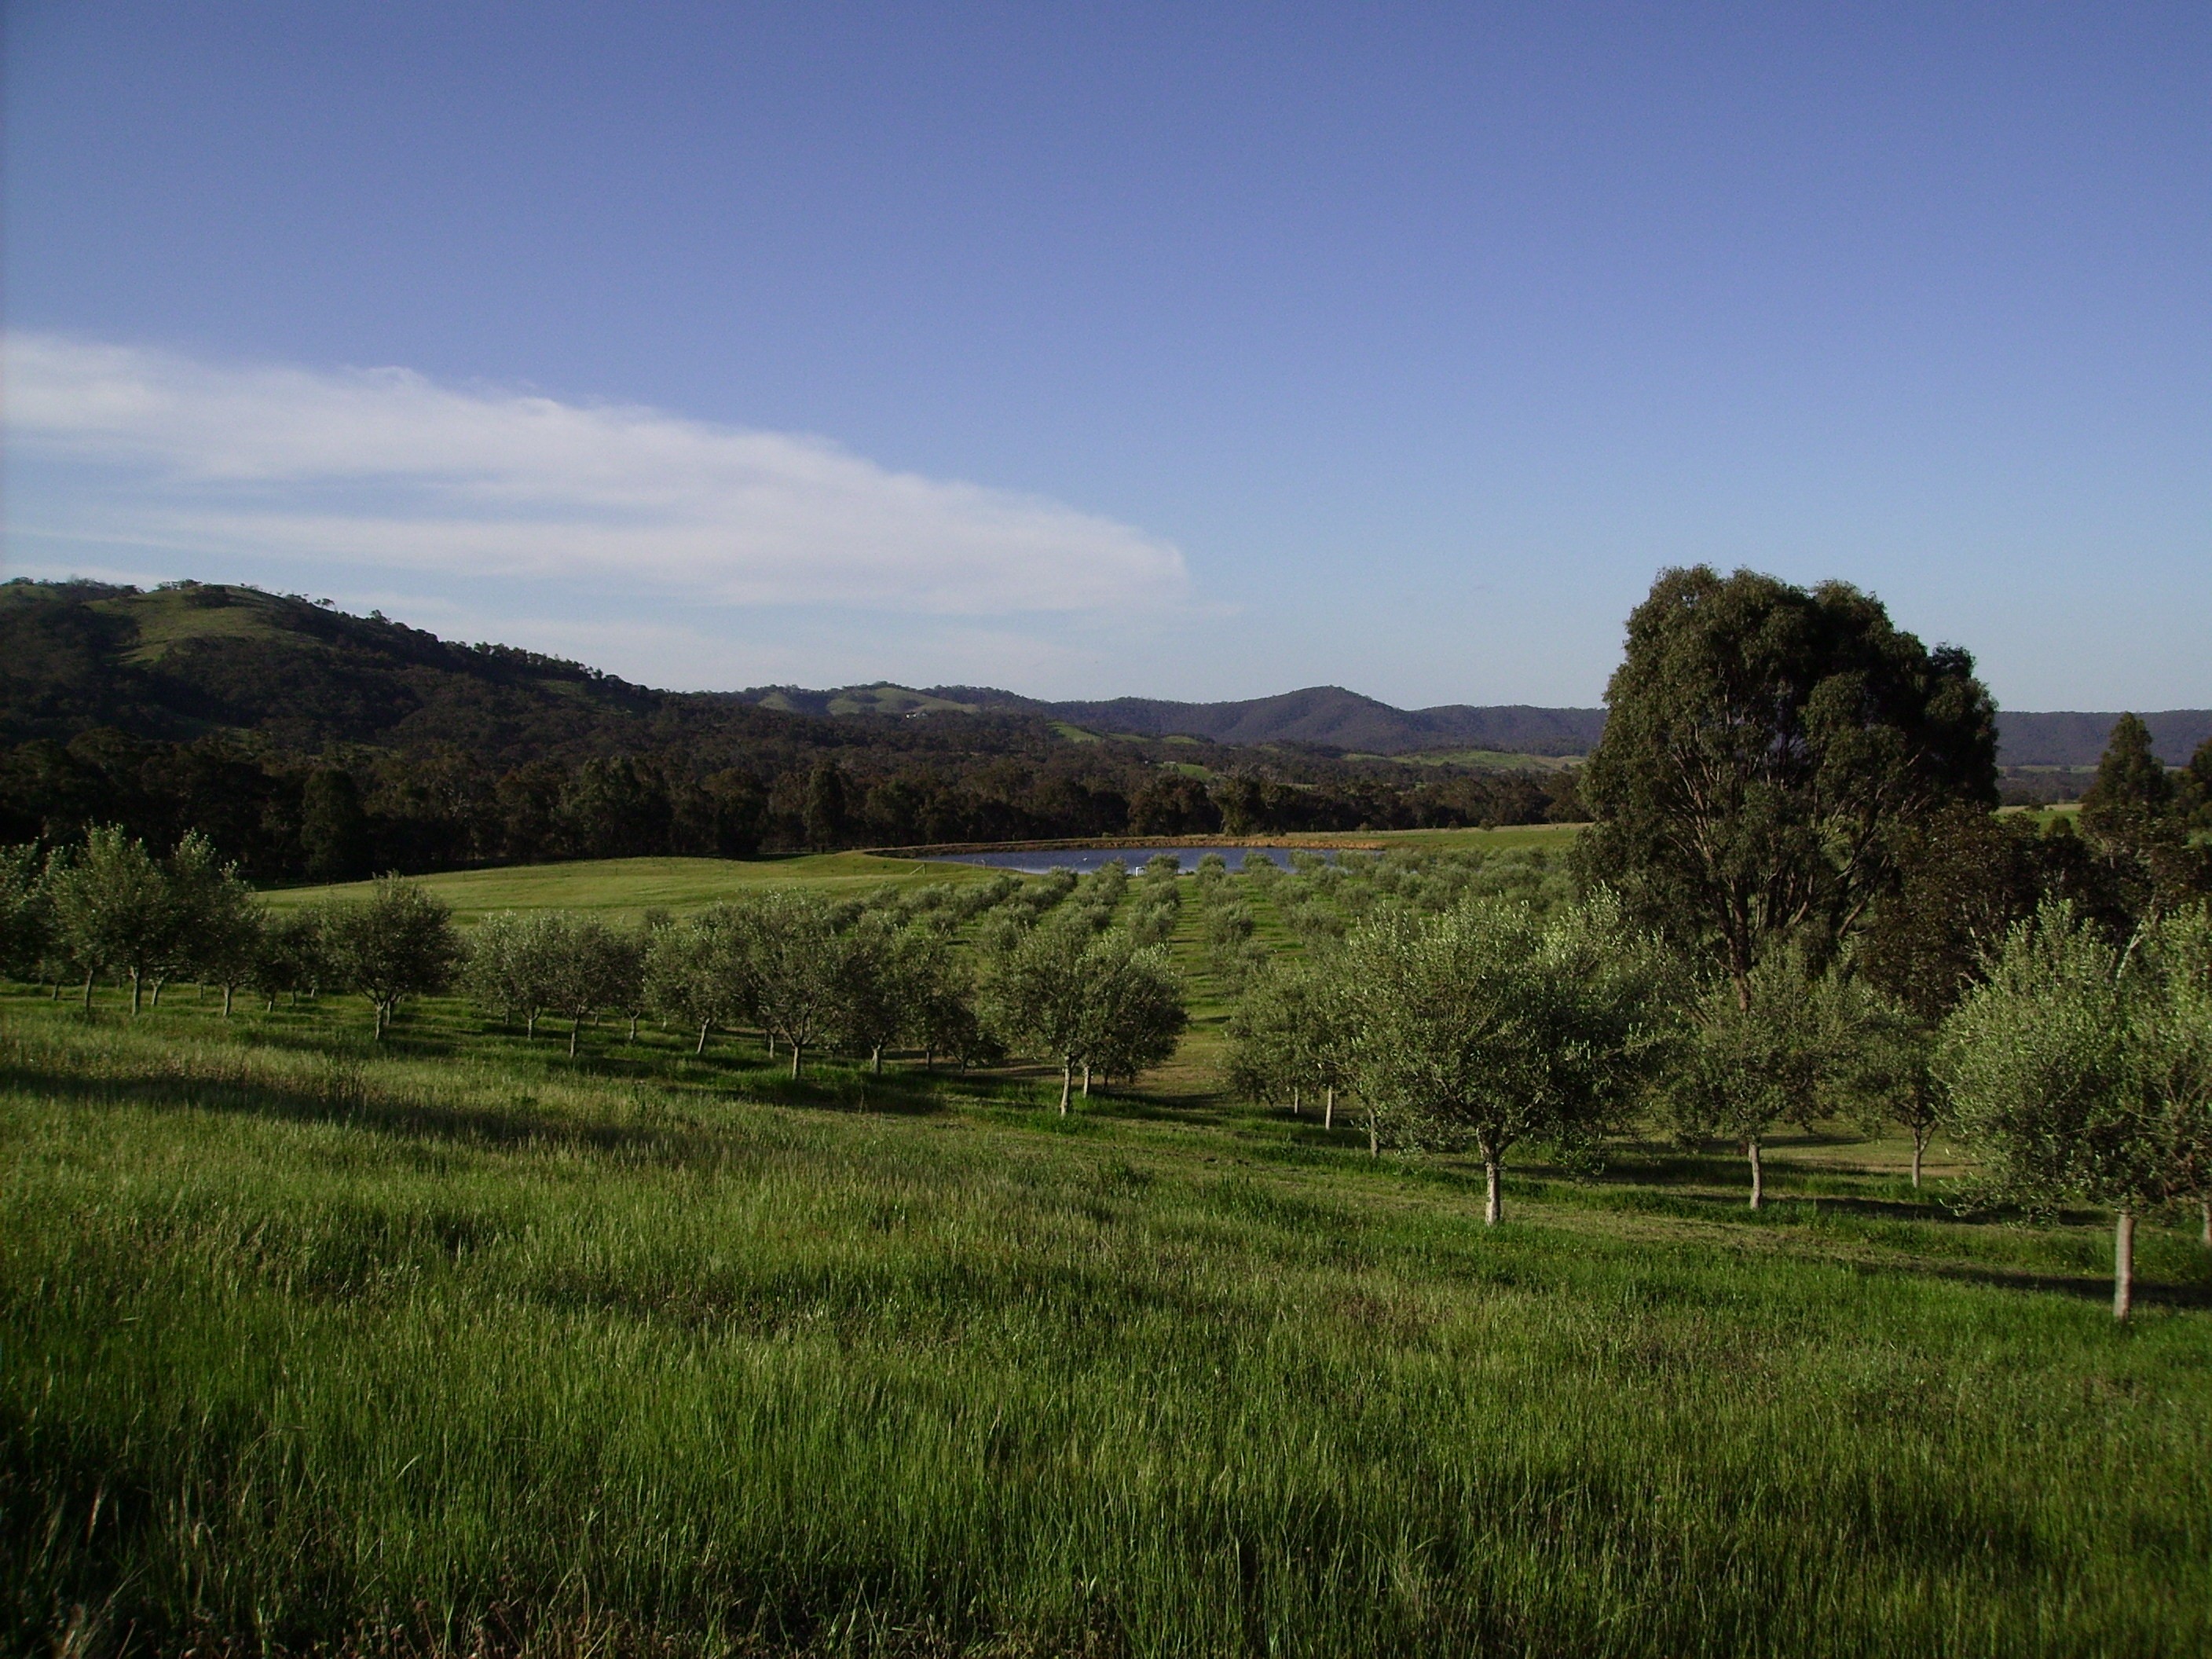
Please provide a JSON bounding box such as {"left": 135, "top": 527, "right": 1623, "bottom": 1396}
{"left": 4, "top": 978, "right": 2205, "bottom": 1655}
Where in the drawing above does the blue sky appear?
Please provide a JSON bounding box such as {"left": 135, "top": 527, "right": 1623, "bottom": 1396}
{"left": 5, "top": 2, "right": 2207, "bottom": 709}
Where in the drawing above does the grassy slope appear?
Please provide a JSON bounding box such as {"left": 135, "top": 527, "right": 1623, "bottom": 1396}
{"left": 2, "top": 991, "right": 2207, "bottom": 1657}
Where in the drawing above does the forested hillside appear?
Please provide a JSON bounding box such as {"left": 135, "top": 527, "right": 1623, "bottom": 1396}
{"left": 0, "top": 580, "right": 1587, "bottom": 878}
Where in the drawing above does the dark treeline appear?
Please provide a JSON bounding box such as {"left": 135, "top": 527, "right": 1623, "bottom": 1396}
{"left": 0, "top": 728, "right": 1584, "bottom": 882}
{"left": 0, "top": 580, "right": 1584, "bottom": 879}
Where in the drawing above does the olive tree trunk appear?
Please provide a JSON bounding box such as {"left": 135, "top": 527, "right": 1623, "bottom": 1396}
{"left": 1484, "top": 1159, "right": 1503, "bottom": 1226}
{"left": 1324, "top": 1086, "right": 1334, "bottom": 1130}
{"left": 1060, "top": 1060, "right": 1073, "bottom": 1115}
{"left": 2114, "top": 1210, "right": 2135, "bottom": 1321}
{"left": 789, "top": 1042, "right": 803, "bottom": 1079}
{"left": 1747, "top": 1138, "right": 1763, "bottom": 1210}
{"left": 1911, "top": 1130, "right": 1927, "bottom": 1190}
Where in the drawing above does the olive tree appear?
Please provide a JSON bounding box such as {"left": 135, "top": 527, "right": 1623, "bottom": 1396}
{"left": 466, "top": 912, "right": 563, "bottom": 1038}
{"left": 1349, "top": 893, "right": 1673, "bottom": 1225}
{"left": 644, "top": 907, "right": 756, "bottom": 1055}
{"left": 985, "top": 915, "right": 1101, "bottom": 1114}
{"left": 0, "top": 843, "right": 53, "bottom": 983}
{"left": 45, "top": 826, "right": 172, "bottom": 1012}
{"left": 1075, "top": 932, "right": 1187, "bottom": 1093}
{"left": 1661, "top": 950, "right": 1833, "bottom": 1209}
{"left": 322, "top": 877, "right": 460, "bottom": 1039}
{"left": 163, "top": 833, "right": 263, "bottom": 1016}
{"left": 251, "top": 907, "right": 329, "bottom": 1012}
{"left": 830, "top": 909, "right": 906, "bottom": 1073}
{"left": 1942, "top": 902, "right": 2212, "bottom": 1319}
{"left": 1225, "top": 954, "right": 1357, "bottom": 1131}
{"left": 747, "top": 891, "right": 840, "bottom": 1078}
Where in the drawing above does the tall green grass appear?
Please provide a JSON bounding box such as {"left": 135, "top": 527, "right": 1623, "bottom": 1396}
{"left": 3, "top": 992, "right": 2207, "bottom": 1656}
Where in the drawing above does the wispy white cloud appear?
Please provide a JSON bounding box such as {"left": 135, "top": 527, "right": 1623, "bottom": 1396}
{"left": 2, "top": 333, "right": 1189, "bottom": 614}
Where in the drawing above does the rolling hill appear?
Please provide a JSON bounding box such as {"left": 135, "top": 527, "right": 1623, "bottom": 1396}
{"left": 6, "top": 577, "right": 2206, "bottom": 769}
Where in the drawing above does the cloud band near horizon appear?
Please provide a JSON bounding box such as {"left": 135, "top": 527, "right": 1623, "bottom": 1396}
{"left": 2, "top": 333, "right": 1190, "bottom": 615}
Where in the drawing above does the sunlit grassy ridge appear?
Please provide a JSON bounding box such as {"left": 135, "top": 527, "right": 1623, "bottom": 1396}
{"left": 3, "top": 984, "right": 2208, "bottom": 1657}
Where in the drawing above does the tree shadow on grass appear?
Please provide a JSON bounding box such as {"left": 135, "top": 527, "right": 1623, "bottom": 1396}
{"left": 0, "top": 1053, "right": 712, "bottom": 1163}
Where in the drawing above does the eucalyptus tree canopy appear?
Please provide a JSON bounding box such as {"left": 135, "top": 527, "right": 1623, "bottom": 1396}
{"left": 2078, "top": 714, "right": 2210, "bottom": 921}
{"left": 1578, "top": 566, "right": 1998, "bottom": 1008}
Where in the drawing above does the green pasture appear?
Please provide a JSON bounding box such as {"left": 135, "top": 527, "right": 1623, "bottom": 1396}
{"left": 2, "top": 987, "right": 2207, "bottom": 1657}
{"left": 262, "top": 852, "right": 997, "bottom": 925}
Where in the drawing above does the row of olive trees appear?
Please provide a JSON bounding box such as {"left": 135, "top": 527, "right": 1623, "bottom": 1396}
{"left": 1225, "top": 890, "right": 2212, "bottom": 1316}
{"left": 2, "top": 828, "right": 461, "bottom": 1037}
{"left": 617, "top": 875, "right": 1186, "bottom": 1103}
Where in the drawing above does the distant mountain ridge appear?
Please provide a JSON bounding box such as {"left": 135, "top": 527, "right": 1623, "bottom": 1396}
{"left": 738, "top": 681, "right": 2209, "bottom": 768}
{"left": 737, "top": 681, "right": 1610, "bottom": 756}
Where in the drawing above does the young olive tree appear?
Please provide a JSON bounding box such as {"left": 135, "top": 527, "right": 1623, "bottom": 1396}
{"left": 830, "top": 909, "right": 906, "bottom": 1073}
{"left": 465, "top": 912, "right": 562, "bottom": 1038}
{"left": 986, "top": 915, "right": 1098, "bottom": 1114}
{"left": 1941, "top": 902, "right": 2212, "bottom": 1319}
{"left": 323, "top": 877, "right": 460, "bottom": 1040}
{"left": 1075, "top": 931, "right": 1187, "bottom": 1093}
{"left": 546, "top": 914, "right": 633, "bottom": 1057}
{"left": 1225, "top": 954, "right": 1357, "bottom": 1130}
{"left": 1350, "top": 894, "right": 1673, "bottom": 1224}
{"left": 0, "top": 843, "right": 53, "bottom": 984}
{"left": 251, "top": 907, "right": 329, "bottom": 1012}
{"left": 1828, "top": 978, "right": 1946, "bottom": 1188}
{"left": 45, "top": 826, "right": 172, "bottom": 1012}
{"left": 748, "top": 891, "right": 840, "bottom": 1077}
{"left": 1661, "top": 950, "right": 1834, "bottom": 1210}
{"left": 163, "top": 833, "right": 263, "bottom": 1016}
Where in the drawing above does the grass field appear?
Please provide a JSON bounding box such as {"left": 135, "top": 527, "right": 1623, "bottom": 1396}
{"left": 5, "top": 967, "right": 2209, "bottom": 1657}
{"left": 12, "top": 844, "right": 2210, "bottom": 1654}
{"left": 262, "top": 853, "right": 1003, "bottom": 926}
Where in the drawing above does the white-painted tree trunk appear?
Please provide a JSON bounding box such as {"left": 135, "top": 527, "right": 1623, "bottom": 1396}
{"left": 1485, "top": 1159, "right": 1502, "bottom": 1225}
{"left": 2114, "top": 1210, "right": 2135, "bottom": 1321}
{"left": 1747, "top": 1139, "right": 1763, "bottom": 1210}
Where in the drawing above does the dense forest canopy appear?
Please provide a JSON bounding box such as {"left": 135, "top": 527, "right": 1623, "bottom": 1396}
{"left": 0, "top": 580, "right": 1588, "bottom": 878}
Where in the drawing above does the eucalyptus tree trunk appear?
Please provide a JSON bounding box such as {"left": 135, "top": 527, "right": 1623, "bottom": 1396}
{"left": 2114, "top": 1211, "right": 2136, "bottom": 1321}
{"left": 1747, "top": 1139, "right": 1763, "bottom": 1210}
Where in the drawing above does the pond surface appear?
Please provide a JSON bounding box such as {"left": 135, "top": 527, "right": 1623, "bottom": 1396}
{"left": 931, "top": 846, "right": 1339, "bottom": 876}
